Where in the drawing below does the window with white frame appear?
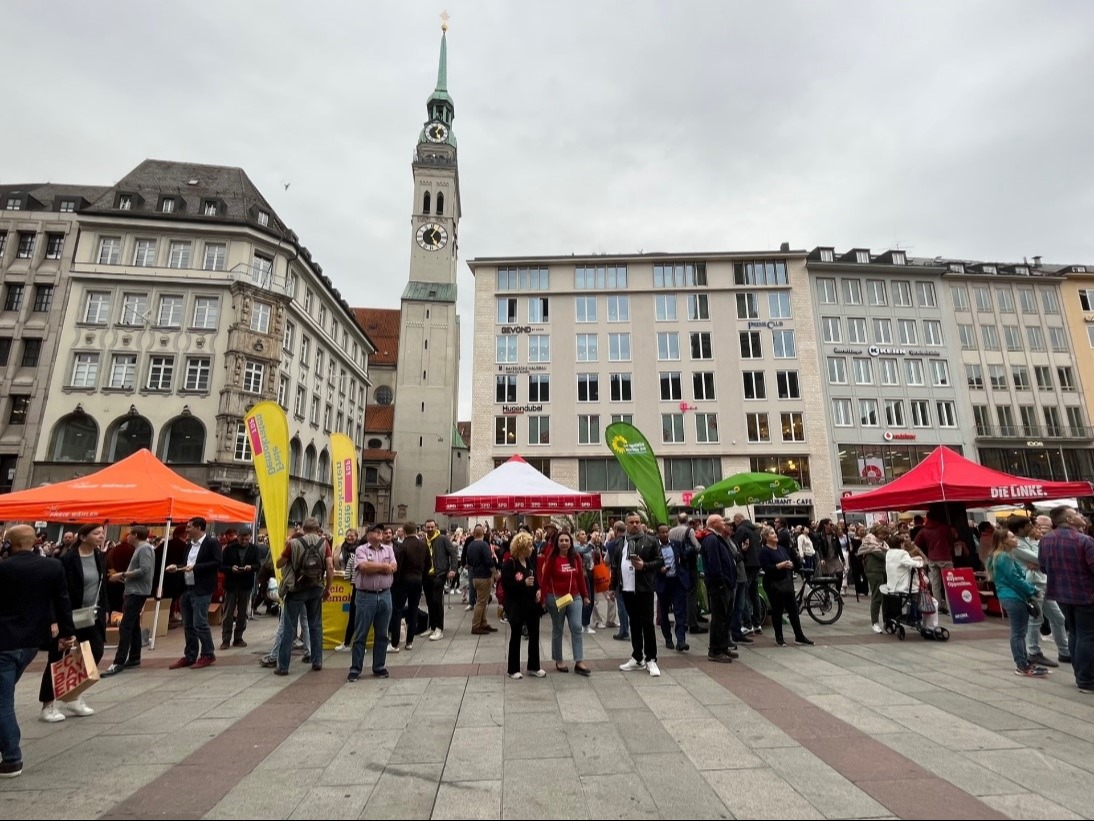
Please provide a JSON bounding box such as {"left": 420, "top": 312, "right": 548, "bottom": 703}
{"left": 98, "top": 237, "right": 121, "bottom": 265}
{"left": 772, "top": 329, "right": 795, "bottom": 358}
{"left": 528, "top": 296, "right": 549, "bottom": 323}
{"left": 817, "top": 278, "right": 837, "bottom": 304}
{"left": 234, "top": 421, "right": 252, "bottom": 461}
{"left": 892, "top": 281, "right": 912, "bottom": 306}
{"left": 693, "top": 371, "right": 716, "bottom": 400}
{"left": 841, "top": 278, "right": 862, "bottom": 305}
{"left": 768, "top": 291, "right": 792, "bottom": 318}
{"left": 577, "top": 373, "right": 599, "bottom": 402}
{"left": 294, "top": 386, "right": 306, "bottom": 417}
{"left": 1041, "top": 289, "right": 1060, "bottom": 313}
{"left": 866, "top": 280, "right": 887, "bottom": 306}
{"left": 120, "top": 292, "right": 148, "bottom": 326}
{"left": 655, "top": 294, "right": 677, "bottom": 321}
{"left": 740, "top": 331, "right": 762, "bottom": 359}
{"left": 821, "top": 317, "right": 841, "bottom": 343}
{"left": 904, "top": 358, "right": 924, "bottom": 386}
{"left": 606, "top": 296, "right": 629, "bottom": 322}
{"left": 575, "top": 296, "right": 597, "bottom": 323}
{"left": 950, "top": 285, "right": 969, "bottom": 311}
{"left": 1013, "top": 366, "right": 1030, "bottom": 391}
{"left": 1058, "top": 366, "right": 1077, "bottom": 392}
{"left": 1049, "top": 326, "right": 1068, "bottom": 352}
{"left": 16, "top": 232, "right": 34, "bottom": 259}
{"left": 496, "top": 297, "right": 516, "bottom": 323}
{"left": 185, "top": 356, "right": 212, "bottom": 391}
{"left": 243, "top": 361, "right": 265, "bottom": 394}
{"left": 70, "top": 353, "right": 99, "bottom": 387}
{"left": 283, "top": 320, "right": 296, "bottom": 354}
{"left": 83, "top": 291, "right": 111, "bottom": 324}
{"left": 989, "top": 364, "right": 1007, "bottom": 390}
{"left": 847, "top": 317, "right": 868, "bottom": 344}
{"left": 278, "top": 375, "right": 289, "bottom": 408}
{"left": 827, "top": 357, "right": 847, "bottom": 384}
{"left": 249, "top": 301, "right": 272, "bottom": 334}
{"left": 879, "top": 358, "right": 900, "bottom": 386}
{"left": 578, "top": 414, "right": 600, "bottom": 445}
{"left": 528, "top": 415, "right": 550, "bottom": 445}
{"left": 657, "top": 332, "right": 679, "bottom": 360}
{"left": 966, "top": 363, "right": 984, "bottom": 389}
{"left": 1088, "top": 325, "right": 1094, "bottom": 348}
{"left": 930, "top": 360, "right": 950, "bottom": 387}
{"left": 884, "top": 399, "right": 905, "bottom": 427}
{"left": 152, "top": 295, "right": 181, "bottom": 328}
{"left": 973, "top": 287, "right": 991, "bottom": 312}
{"left": 192, "top": 296, "right": 219, "bottom": 329}
{"left": 853, "top": 358, "right": 873, "bottom": 385}
{"left": 147, "top": 356, "right": 174, "bottom": 390}
{"left": 659, "top": 371, "right": 681, "bottom": 401}
{"left": 910, "top": 400, "right": 930, "bottom": 428}
{"left": 300, "top": 336, "right": 311, "bottom": 367}
{"left": 776, "top": 370, "right": 800, "bottom": 399}
{"left": 981, "top": 324, "right": 999, "bottom": 350}
{"left": 495, "top": 374, "right": 517, "bottom": 403}
{"left": 1044, "top": 406, "right": 1062, "bottom": 435}
{"left": 203, "top": 242, "right": 227, "bottom": 271}
{"left": 736, "top": 293, "right": 759, "bottom": 319}
{"left": 496, "top": 335, "right": 517, "bottom": 363}
{"left": 1019, "top": 288, "right": 1037, "bottom": 313}
{"left": 609, "top": 373, "right": 630, "bottom": 402}
{"left": 1035, "top": 365, "right": 1052, "bottom": 390}
{"left": 832, "top": 400, "right": 853, "bottom": 427}
{"left": 528, "top": 334, "right": 550, "bottom": 363}
{"left": 742, "top": 371, "right": 766, "bottom": 400}
{"left": 109, "top": 354, "right": 136, "bottom": 389}
{"left": 915, "top": 281, "right": 937, "bottom": 308}
{"left": 898, "top": 319, "right": 918, "bottom": 345}
{"left": 133, "top": 239, "right": 157, "bottom": 267}
{"left": 923, "top": 320, "right": 943, "bottom": 346}
{"left": 577, "top": 333, "right": 598, "bottom": 362}
{"left": 860, "top": 398, "right": 879, "bottom": 426}
{"left": 310, "top": 395, "right": 320, "bottom": 425}
{"left": 781, "top": 412, "right": 805, "bottom": 442}
{"left": 855, "top": 250, "right": 870, "bottom": 264}
{"left": 1066, "top": 406, "right": 1086, "bottom": 436}
{"left": 695, "top": 413, "right": 719, "bottom": 443}
{"left": 958, "top": 324, "right": 976, "bottom": 349}
{"left": 936, "top": 401, "right": 957, "bottom": 427}
{"left": 1026, "top": 326, "right": 1045, "bottom": 351}
{"left": 168, "top": 241, "right": 191, "bottom": 269}
{"left": 45, "top": 233, "right": 64, "bottom": 259}
{"left": 661, "top": 413, "right": 685, "bottom": 444}
{"left": 997, "top": 288, "right": 1015, "bottom": 313}
{"left": 1003, "top": 325, "right": 1023, "bottom": 351}
{"left": 688, "top": 293, "right": 709, "bottom": 320}
{"left": 608, "top": 333, "right": 631, "bottom": 361}
{"left": 746, "top": 412, "right": 770, "bottom": 441}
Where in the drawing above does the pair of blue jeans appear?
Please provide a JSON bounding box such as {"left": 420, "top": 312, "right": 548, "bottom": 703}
{"left": 0, "top": 648, "right": 38, "bottom": 765}
{"left": 615, "top": 589, "right": 630, "bottom": 637}
{"left": 181, "top": 589, "right": 215, "bottom": 661}
{"left": 731, "top": 580, "right": 751, "bottom": 640}
{"left": 1062, "top": 603, "right": 1094, "bottom": 690}
{"left": 351, "top": 589, "right": 392, "bottom": 675}
{"left": 1000, "top": 597, "right": 1031, "bottom": 669}
{"left": 548, "top": 593, "right": 584, "bottom": 663}
{"left": 278, "top": 587, "right": 323, "bottom": 671}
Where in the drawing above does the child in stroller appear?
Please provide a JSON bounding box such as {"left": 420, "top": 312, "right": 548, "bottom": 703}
{"left": 880, "top": 536, "right": 949, "bottom": 641}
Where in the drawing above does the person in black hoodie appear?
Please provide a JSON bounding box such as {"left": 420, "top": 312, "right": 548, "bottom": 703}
{"left": 500, "top": 532, "right": 544, "bottom": 678}
{"left": 733, "top": 514, "right": 762, "bottom": 634}
{"left": 39, "top": 522, "right": 108, "bottom": 723}
{"left": 220, "top": 527, "right": 258, "bottom": 649}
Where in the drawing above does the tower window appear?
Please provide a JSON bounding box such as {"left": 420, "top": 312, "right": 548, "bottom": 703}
{"left": 423, "top": 370, "right": 427, "bottom": 380}
{"left": 422, "top": 191, "right": 430, "bottom": 214}
{"left": 436, "top": 192, "right": 444, "bottom": 216}
{"left": 416, "top": 473, "right": 423, "bottom": 487}
{"left": 421, "top": 401, "right": 425, "bottom": 412}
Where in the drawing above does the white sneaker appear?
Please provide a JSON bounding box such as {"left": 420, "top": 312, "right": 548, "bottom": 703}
{"left": 389, "top": 645, "right": 400, "bottom": 653}
{"left": 594, "top": 622, "right": 607, "bottom": 629}
{"left": 67, "top": 697, "right": 94, "bottom": 717}
{"left": 334, "top": 643, "right": 349, "bottom": 653}
{"left": 647, "top": 660, "right": 661, "bottom": 677}
{"left": 871, "top": 623, "right": 883, "bottom": 634}
{"left": 529, "top": 669, "right": 547, "bottom": 678}
{"left": 507, "top": 672, "right": 523, "bottom": 680}
{"left": 40, "top": 705, "right": 65, "bottom": 723}
{"left": 619, "top": 658, "right": 646, "bottom": 672}
{"left": 464, "top": 605, "right": 473, "bottom": 612}
{"left": 429, "top": 629, "right": 443, "bottom": 641}
{"left": 585, "top": 627, "right": 596, "bottom": 635}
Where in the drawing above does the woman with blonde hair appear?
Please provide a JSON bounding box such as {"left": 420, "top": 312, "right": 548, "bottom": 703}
{"left": 499, "top": 532, "right": 545, "bottom": 679}
{"left": 987, "top": 527, "right": 1046, "bottom": 678}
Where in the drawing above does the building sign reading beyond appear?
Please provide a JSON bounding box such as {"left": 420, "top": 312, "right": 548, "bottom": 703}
{"left": 500, "top": 325, "right": 545, "bottom": 334}
{"left": 989, "top": 484, "right": 1046, "bottom": 500}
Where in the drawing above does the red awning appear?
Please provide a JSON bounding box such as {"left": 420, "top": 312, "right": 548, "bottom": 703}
{"left": 840, "top": 446, "right": 1093, "bottom": 513}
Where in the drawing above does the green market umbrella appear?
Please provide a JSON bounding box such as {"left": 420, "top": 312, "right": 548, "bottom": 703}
{"left": 689, "top": 472, "right": 800, "bottom": 509}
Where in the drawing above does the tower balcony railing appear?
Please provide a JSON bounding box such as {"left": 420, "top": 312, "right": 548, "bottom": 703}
{"left": 974, "top": 425, "right": 1094, "bottom": 441}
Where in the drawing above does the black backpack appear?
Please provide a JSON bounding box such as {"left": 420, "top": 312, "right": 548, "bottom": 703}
{"left": 293, "top": 535, "right": 326, "bottom": 589}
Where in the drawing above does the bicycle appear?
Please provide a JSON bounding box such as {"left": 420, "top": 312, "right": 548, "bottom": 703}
{"left": 795, "top": 571, "right": 843, "bottom": 625}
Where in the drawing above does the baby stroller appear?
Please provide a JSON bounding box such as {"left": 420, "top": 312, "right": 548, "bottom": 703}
{"left": 882, "top": 568, "right": 949, "bottom": 641}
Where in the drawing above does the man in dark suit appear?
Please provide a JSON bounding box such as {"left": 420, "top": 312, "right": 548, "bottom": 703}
{"left": 220, "top": 527, "right": 258, "bottom": 650}
{"left": 0, "top": 524, "right": 77, "bottom": 778}
{"left": 166, "top": 517, "right": 222, "bottom": 669}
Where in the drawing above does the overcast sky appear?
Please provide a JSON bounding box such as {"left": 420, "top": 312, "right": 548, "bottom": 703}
{"left": 6, "top": 1, "right": 1094, "bottom": 419}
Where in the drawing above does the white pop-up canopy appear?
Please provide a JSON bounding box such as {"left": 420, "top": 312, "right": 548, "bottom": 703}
{"left": 435, "top": 455, "right": 601, "bottom": 515}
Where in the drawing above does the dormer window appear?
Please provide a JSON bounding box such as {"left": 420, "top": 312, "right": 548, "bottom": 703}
{"left": 949, "top": 263, "right": 965, "bottom": 274}
{"left": 258, "top": 210, "right": 269, "bottom": 227}
{"left": 983, "top": 265, "right": 997, "bottom": 274}
{"left": 203, "top": 201, "right": 218, "bottom": 217}
{"left": 119, "top": 195, "right": 133, "bottom": 211}
{"left": 1014, "top": 266, "right": 1029, "bottom": 275}
{"left": 892, "top": 252, "right": 906, "bottom": 265}
{"left": 819, "top": 249, "right": 834, "bottom": 262}
{"left": 855, "top": 250, "right": 870, "bottom": 264}
{"left": 161, "top": 198, "right": 175, "bottom": 214}
{"left": 5, "top": 197, "right": 22, "bottom": 211}
{"left": 59, "top": 199, "right": 76, "bottom": 213}
{"left": 1075, "top": 266, "right": 1088, "bottom": 273}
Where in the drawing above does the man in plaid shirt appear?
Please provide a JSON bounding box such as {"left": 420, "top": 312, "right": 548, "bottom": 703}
{"left": 1039, "top": 506, "right": 1094, "bottom": 694}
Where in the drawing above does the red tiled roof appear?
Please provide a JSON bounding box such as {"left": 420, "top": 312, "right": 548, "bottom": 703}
{"left": 361, "top": 449, "right": 396, "bottom": 462}
{"left": 353, "top": 307, "right": 401, "bottom": 366}
{"left": 365, "top": 404, "right": 394, "bottom": 433}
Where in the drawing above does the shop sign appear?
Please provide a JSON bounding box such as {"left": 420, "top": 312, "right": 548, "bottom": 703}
{"left": 1026, "top": 440, "right": 1044, "bottom": 447}
{"left": 883, "top": 431, "right": 917, "bottom": 441}
{"left": 868, "top": 346, "right": 943, "bottom": 358}
{"left": 498, "top": 364, "right": 548, "bottom": 374}
{"left": 502, "top": 404, "right": 543, "bottom": 415}
{"left": 747, "top": 320, "right": 785, "bottom": 329}
{"left": 500, "top": 326, "right": 545, "bottom": 334}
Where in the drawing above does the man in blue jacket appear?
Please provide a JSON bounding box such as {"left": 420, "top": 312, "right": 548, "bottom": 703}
{"left": 701, "top": 515, "right": 738, "bottom": 663}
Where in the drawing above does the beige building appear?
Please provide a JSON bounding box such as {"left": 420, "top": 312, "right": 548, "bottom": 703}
{"left": 0, "top": 185, "right": 108, "bottom": 492}
{"left": 1059, "top": 264, "right": 1094, "bottom": 451}
{"left": 28, "top": 159, "right": 376, "bottom": 527}
{"left": 467, "top": 250, "right": 835, "bottom": 523}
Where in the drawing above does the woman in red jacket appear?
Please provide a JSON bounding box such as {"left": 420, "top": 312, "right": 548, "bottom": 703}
{"left": 540, "top": 530, "right": 591, "bottom": 676}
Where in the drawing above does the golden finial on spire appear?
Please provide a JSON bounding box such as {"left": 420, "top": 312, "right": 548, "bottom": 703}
{"left": 440, "top": 10, "right": 450, "bottom": 32}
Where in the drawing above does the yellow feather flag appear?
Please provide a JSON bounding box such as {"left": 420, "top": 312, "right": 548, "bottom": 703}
{"left": 245, "top": 401, "right": 290, "bottom": 580}
{"left": 330, "top": 432, "right": 359, "bottom": 548}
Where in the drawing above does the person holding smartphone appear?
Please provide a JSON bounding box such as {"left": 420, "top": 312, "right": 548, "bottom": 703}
{"left": 758, "top": 526, "right": 813, "bottom": 647}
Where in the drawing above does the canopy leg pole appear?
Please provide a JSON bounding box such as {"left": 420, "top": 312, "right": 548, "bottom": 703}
{"left": 149, "top": 517, "right": 172, "bottom": 651}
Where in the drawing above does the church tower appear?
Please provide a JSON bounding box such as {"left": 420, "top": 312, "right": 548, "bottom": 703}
{"left": 390, "top": 23, "right": 464, "bottom": 523}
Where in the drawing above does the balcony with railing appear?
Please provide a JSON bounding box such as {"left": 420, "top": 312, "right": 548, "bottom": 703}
{"left": 229, "top": 262, "right": 293, "bottom": 296}
{"left": 974, "top": 425, "right": 1094, "bottom": 441}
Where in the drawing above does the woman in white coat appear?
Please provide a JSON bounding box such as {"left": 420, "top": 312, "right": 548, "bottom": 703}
{"left": 881, "top": 536, "right": 939, "bottom": 630}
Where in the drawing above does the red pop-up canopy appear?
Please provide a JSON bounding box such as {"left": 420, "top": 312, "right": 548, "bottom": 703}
{"left": 840, "top": 446, "right": 1093, "bottom": 512}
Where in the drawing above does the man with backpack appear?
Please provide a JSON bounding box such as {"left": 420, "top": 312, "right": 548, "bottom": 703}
{"left": 273, "top": 517, "right": 334, "bottom": 676}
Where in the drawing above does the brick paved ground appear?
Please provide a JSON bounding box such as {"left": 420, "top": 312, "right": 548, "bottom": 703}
{"left": 3, "top": 590, "right": 1091, "bottom": 820}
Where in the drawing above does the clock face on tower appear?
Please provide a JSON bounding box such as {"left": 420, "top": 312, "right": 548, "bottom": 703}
{"left": 425, "top": 122, "right": 449, "bottom": 143}
{"left": 416, "top": 222, "right": 449, "bottom": 251}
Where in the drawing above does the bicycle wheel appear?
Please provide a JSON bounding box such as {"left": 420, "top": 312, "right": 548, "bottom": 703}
{"left": 754, "top": 594, "right": 768, "bottom": 626}
{"left": 806, "top": 586, "right": 843, "bottom": 625}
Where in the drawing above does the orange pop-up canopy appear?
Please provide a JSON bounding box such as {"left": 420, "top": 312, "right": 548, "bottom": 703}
{"left": 0, "top": 448, "right": 255, "bottom": 524}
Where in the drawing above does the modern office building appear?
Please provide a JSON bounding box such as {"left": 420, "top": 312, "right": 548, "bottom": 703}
{"left": 803, "top": 248, "right": 971, "bottom": 510}
{"left": 467, "top": 250, "right": 834, "bottom": 523}
{"left": 27, "top": 159, "right": 376, "bottom": 525}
